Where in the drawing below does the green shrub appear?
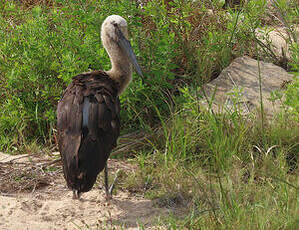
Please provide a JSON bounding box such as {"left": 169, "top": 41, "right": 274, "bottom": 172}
{"left": 0, "top": 0, "right": 297, "bottom": 152}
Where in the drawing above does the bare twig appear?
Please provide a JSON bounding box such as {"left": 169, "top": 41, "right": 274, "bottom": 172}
{"left": 0, "top": 153, "right": 40, "bottom": 164}
{"left": 0, "top": 192, "right": 17, "bottom": 197}
{"left": 111, "top": 131, "right": 152, "bottom": 156}
{"left": 36, "top": 159, "right": 61, "bottom": 167}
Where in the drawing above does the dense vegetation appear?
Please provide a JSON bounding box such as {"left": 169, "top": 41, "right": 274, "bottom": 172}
{"left": 0, "top": 0, "right": 298, "bottom": 229}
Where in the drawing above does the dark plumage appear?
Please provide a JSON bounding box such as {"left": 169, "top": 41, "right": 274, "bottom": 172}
{"left": 57, "top": 71, "right": 120, "bottom": 194}
{"left": 57, "top": 15, "right": 143, "bottom": 199}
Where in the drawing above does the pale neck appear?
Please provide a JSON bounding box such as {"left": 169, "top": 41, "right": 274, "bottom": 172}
{"left": 105, "top": 43, "right": 132, "bottom": 95}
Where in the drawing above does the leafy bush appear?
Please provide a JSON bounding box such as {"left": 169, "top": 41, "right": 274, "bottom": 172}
{"left": 0, "top": 0, "right": 297, "bottom": 152}
{"left": 0, "top": 0, "right": 187, "bottom": 150}
{"left": 0, "top": 1, "right": 297, "bottom": 228}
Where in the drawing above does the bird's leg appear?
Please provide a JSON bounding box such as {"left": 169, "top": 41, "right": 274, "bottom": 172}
{"left": 109, "top": 169, "right": 120, "bottom": 195}
{"left": 104, "top": 162, "right": 110, "bottom": 200}
{"left": 104, "top": 162, "right": 120, "bottom": 200}
{"left": 73, "top": 190, "right": 81, "bottom": 199}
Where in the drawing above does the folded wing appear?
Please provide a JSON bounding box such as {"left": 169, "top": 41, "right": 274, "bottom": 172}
{"left": 57, "top": 71, "right": 120, "bottom": 193}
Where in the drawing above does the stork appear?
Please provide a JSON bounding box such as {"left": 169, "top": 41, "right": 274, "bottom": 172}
{"left": 57, "top": 15, "right": 143, "bottom": 199}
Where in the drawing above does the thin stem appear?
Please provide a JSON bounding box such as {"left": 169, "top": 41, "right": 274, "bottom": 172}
{"left": 228, "top": 10, "right": 241, "bottom": 49}
{"left": 257, "top": 50, "right": 264, "bottom": 133}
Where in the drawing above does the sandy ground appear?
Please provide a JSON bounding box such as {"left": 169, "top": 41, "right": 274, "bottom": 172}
{"left": 0, "top": 153, "right": 170, "bottom": 230}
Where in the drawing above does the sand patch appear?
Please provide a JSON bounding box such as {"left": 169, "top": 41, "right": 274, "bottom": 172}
{"left": 0, "top": 153, "right": 169, "bottom": 229}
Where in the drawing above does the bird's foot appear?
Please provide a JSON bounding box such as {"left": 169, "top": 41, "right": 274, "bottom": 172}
{"left": 105, "top": 192, "right": 112, "bottom": 201}
{"left": 73, "top": 190, "right": 81, "bottom": 199}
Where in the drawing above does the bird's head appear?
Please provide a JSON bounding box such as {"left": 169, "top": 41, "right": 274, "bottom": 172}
{"left": 101, "top": 15, "right": 143, "bottom": 78}
{"left": 101, "top": 15, "right": 129, "bottom": 41}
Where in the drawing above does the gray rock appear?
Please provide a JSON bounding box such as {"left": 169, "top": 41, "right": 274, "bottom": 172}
{"left": 201, "top": 56, "right": 294, "bottom": 115}
{"left": 255, "top": 26, "right": 298, "bottom": 60}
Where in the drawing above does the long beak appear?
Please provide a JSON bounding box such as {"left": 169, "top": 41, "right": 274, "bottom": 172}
{"left": 116, "top": 27, "right": 144, "bottom": 77}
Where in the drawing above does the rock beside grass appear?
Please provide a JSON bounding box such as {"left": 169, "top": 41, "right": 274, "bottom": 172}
{"left": 201, "top": 56, "right": 294, "bottom": 115}
{"left": 255, "top": 27, "right": 298, "bottom": 60}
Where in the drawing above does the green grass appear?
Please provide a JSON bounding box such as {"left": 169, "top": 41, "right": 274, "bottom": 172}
{"left": 0, "top": 0, "right": 298, "bottom": 229}
{"left": 2, "top": 0, "right": 297, "bottom": 152}
{"left": 121, "top": 107, "right": 298, "bottom": 229}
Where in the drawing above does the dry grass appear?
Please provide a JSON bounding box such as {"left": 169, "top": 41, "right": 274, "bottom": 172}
{"left": 0, "top": 130, "right": 151, "bottom": 195}
{"left": 0, "top": 154, "right": 61, "bottom": 194}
